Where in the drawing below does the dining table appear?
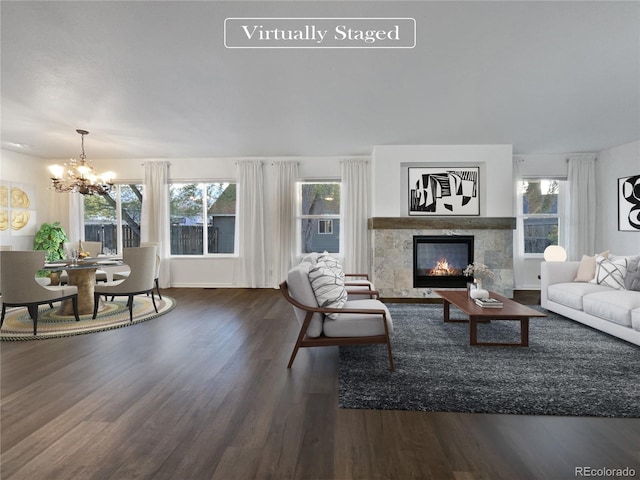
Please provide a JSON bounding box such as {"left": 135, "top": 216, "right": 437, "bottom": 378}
{"left": 44, "top": 257, "right": 125, "bottom": 316}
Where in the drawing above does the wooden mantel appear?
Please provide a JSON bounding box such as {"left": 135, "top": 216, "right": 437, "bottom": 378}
{"left": 368, "top": 217, "right": 516, "bottom": 230}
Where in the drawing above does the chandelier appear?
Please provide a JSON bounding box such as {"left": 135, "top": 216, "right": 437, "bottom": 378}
{"left": 49, "top": 129, "right": 115, "bottom": 195}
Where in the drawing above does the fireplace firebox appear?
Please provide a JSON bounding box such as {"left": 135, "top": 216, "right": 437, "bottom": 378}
{"left": 413, "top": 235, "right": 474, "bottom": 288}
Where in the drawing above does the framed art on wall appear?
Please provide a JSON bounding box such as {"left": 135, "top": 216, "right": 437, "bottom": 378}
{"left": 408, "top": 167, "right": 479, "bottom": 216}
{"left": 618, "top": 174, "right": 640, "bottom": 231}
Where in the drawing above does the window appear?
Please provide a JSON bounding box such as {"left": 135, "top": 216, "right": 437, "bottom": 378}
{"left": 298, "top": 182, "right": 341, "bottom": 253}
{"left": 84, "top": 184, "right": 143, "bottom": 253}
{"left": 169, "top": 182, "right": 236, "bottom": 255}
{"left": 518, "top": 179, "right": 566, "bottom": 255}
{"left": 318, "top": 219, "right": 333, "bottom": 235}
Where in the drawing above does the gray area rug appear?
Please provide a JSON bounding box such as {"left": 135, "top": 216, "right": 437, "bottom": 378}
{"left": 338, "top": 303, "right": 640, "bottom": 417}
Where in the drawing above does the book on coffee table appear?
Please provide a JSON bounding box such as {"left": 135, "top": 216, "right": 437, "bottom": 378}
{"left": 475, "top": 297, "right": 503, "bottom": 308}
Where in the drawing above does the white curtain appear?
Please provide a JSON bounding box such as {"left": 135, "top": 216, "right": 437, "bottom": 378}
{"left": 236, "top": 160, "right": 266, "bottom": 288}
{"left": 341, "top": 159, "right": 370, "bottom": 274}
{"left": 67, "top": 192, "right": 84, "bottom": 243}
{"left": 512, "top": 157, "right": 525, "bottom": 288}
{"left": 273, "top": 161, "right": 298, "bottom": 285}
{"left": 141, "top": 161, "right": 171, "bottom": 288}
{"left": 566, "top": 154, "right": 597, "bottom": 261}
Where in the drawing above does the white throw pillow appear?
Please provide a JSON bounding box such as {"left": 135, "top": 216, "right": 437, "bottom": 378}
{"left": 574, "top": 250, "right": 610, "bottom": 282}
{"left": 308, "top": 261, "right": 348, "bottom": 319}
{"left": 590, "top": 255, "right": 628, "bottom": 290}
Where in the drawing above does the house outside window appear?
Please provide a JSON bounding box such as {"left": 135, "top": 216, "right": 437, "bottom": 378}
{"left": 169, "top": 182, "right": 236, "bottom": 255}
{"left": 518, "top": 179, "right": 566, "bottom": 255}
{"left": 84, "top": 184, "right": 143, "bottom": 253}
{"left": 318, "top": 219, "right": 333, "bottom": 235}
{"left": 298, "top": 182, "right": 341, "bottom": 254}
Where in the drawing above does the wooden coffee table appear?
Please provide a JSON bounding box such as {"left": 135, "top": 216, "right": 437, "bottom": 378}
{"left": 435, "top": 290, "right": 546, "bottom": 347}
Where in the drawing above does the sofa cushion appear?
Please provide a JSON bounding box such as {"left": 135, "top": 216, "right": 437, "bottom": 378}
{"left": 287, "top": 263, "right": 323, "bottom": 338}
{"left": 323, "top": 299, "right": 393, "bottom": 337}
{"left": 308, "top": 261, "right": 348, "bottom": 319}
{"left": 547, "top": 282, "right": 612, "bottom": 310}
{"left": 590, "top": 255, "right": 627, "bottom": 290}
{"left": 574, "top": 251, "right": 609, "bottom": 282}
{"left": 631, "top": 308, "right": 640, "bottom": 332}
{"left": 583, "top": 291, "right": 640, "bottom": 328}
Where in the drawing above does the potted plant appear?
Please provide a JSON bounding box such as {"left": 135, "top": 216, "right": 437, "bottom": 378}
{"left": 33, "top": 222, "right": 69, "bottom": 282}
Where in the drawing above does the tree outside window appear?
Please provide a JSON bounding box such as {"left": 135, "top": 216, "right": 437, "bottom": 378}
{"left": 84, "top": 184, "right": 142, "bottom": 253}
{"left": 170, "top": 183, "right": 236, "bottom": 255}
{"left": 520, "top": 179, "right": 564, "bottom": 254}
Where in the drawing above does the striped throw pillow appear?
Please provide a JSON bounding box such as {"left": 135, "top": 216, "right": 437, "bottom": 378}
{"left": 309, "top": 261, "right": 347, "bottom": 319}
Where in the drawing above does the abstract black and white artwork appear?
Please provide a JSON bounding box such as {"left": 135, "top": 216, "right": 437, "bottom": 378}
{"left": 618, "top": 174, "right": 640, "bottom": 231}
{"left": 408, "top": 167, "right": 479, "bottom": 216}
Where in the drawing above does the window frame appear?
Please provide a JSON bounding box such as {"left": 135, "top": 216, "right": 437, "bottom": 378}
{"left": 169, "top": 181, "right": 238, "bottom": 257}
{"left": 297, "top": 180, "right": 342, "bottom": 255}
{"left": 83, "top": 182, "right": 143, "bottom": 254}
{"left": 517, "top": 177, "right": 567, "bottom": 258}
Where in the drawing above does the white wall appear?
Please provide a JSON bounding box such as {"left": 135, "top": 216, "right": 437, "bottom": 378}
{"left": 371, "top": 145, "right": 514, "bottom": 217}
{"left": 0, "top": 149, "right": 69, "bottom": 250}
{"left": 596, "top": 140, "right": 640, "bottom": 254}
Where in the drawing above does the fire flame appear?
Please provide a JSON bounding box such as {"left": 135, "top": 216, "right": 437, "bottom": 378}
{"left": 428, "top": 257, "right": 460, "bottom": 276}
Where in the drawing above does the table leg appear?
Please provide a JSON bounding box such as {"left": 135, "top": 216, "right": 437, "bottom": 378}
{"left": 470, "top": 316, "right": 478, "bottom": 345}
{"left": 58, "top": 268, "right": 104, "bottom": 316}
{"left": 443, "top": 299, "right": 451, "bottom": 322}
{"left": 521, "top": 318, "right": 529, "bottom": 347}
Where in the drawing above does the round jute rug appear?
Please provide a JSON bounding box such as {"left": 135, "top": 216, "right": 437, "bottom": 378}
{"left": 1, "top": 295, "right": 176, "bottom": 341}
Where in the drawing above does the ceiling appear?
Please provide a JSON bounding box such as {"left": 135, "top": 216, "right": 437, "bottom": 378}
{"left": 1, "top": 1, "right": 639, "bottom": 160}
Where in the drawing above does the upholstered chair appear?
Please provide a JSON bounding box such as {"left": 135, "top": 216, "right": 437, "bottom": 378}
{"left": 280, "top": 262, "right": 394, "bottom": 371}
{"left": 0, "top": 250, "right": 80, "bottom": 335}
{"left": 92, "top": 246, "right": 158, "bottom": 321}
{"left": 140, "top": 241, "right": 162, "bottom": 299}
{"left": 111, "top": 242, "right": 162, "bottom": 299}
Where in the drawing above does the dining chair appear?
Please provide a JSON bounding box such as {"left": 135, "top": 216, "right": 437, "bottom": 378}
{"left": 0, "top": 250, "right": 80, "bottom": 335}
{"left": 111, "top": 242, "right": 162, "bottom": 299}
{"left": 140, "top": 241, "right": 162, "bottom": 299}
{"left": 92, "top": 246, "right": 158, "bottom": 322}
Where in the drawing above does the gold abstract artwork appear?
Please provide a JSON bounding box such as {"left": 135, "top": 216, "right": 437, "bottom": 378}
{"left": 11, "top": 210, "right": 30, "bottom": 230}
{"left": 0, "top": 186, "right": 8, "bottom": 207}
{"left": 0, "top": 210, "right": 8, "bottom": 231}
{"left": 10, "top": 187, "right": 30, "bottom": 208}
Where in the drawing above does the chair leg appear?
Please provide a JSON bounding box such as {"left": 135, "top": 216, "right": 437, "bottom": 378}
{"left": 386, "top": 338, "right": 395, "bottom": 372}
{"left": 27, "top": 304, "right": 38, "bottom": 335}
{"left": 150, "top": 291, "right": 158, "bottom": 313}
{"left": 155, "top": 278, "right": 162, "bottom": 300}
{"left": 92, "top": 293, "right": 100, "bottom": 319}
{"left": 128, "top": 295, "right": 134, "bottom": 322}
{"left": 287, "top": 343, "right": 302, "bottom": 369}
{"left": 1, "top": 304, "right": 6, "bottom": 327}
{"left": 72, "top": 295, "right": 80, "bottom": 322}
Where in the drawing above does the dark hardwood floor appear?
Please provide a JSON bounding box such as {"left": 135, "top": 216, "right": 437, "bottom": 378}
{"left": 1, "top": 288, "right": 638, "bottom": 479}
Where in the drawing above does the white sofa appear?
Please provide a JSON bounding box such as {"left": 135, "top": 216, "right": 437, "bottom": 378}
{"left": 541, "top": 258, "right": 640, "bottom": 346}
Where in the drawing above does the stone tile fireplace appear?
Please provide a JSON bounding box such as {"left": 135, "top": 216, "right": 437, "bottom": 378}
{"left": 369, "top": 217, "right": 515, "bottom": 298}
